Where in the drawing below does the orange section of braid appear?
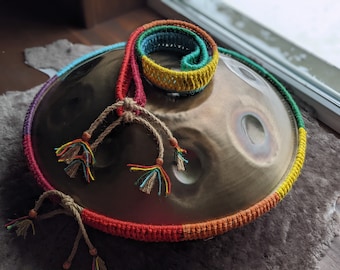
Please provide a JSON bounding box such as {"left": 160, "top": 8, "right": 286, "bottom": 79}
{"left": 182, "top": 193, "right": 280, "bottom": 240}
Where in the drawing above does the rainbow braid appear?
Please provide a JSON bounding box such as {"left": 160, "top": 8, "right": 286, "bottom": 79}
{"left": 134, "top": 20, "right": 219, "bottom": 94}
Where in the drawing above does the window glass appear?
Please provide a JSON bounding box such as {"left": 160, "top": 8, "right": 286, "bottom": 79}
{"left": 178, "top": 0, "right": 340, "bottom": 98}
{"left": 219, "top": 0, "right": 340, "bottom": 69}
{"left": 147, "top": 0, "right": 340, "bottom": 132}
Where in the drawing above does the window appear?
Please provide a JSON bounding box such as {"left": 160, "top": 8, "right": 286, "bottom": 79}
{"left": 148, "top": 0, "right": 340, "bottom": 133}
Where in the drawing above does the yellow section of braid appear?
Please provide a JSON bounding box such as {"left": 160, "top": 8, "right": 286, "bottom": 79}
{"left": 141, "top": 51, "right": 219, "bottom": 92}
{"left": 276, "top": 127, "right": 307, "bottom": 199}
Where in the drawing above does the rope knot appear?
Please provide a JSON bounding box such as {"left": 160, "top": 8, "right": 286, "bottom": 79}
{"left": 61, "top": 195, "right": 76, "bottom": 210}
{"left": 123, "top": 97, "right": 136, "bottom": 111}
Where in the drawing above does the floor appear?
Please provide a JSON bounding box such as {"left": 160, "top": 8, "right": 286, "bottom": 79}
{"left": 0, "top": 2, "right": 338, "bottom": 269}
{"left": 0, "top": 2, "right": 162, "bottom": 93}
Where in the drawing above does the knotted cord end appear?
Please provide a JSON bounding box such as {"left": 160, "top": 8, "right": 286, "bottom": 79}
{"left": 55, "top": 136, "right": 95, "bottom": 182}
{"left": 5, "top": 209, "right": 38, "bottom": 239}
{"left": 5, "top": 218, "right": 35, "bottom": 239}
{"left": 169, "top": 137, "right": 188, "bottom": 171}
{"left": 128, "top": 158, "right": 171, "bottom": 196}
{"left": 92, "top": 255, "right": 107, "bottom": 270}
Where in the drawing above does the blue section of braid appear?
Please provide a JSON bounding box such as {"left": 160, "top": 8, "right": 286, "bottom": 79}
{"left": 57, "top": 42, "right": 126, "bottom": 77}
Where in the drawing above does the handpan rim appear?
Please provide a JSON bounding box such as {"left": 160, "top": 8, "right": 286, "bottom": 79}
{"left": 23, "top": 43, "right": 306, "bottom": 242}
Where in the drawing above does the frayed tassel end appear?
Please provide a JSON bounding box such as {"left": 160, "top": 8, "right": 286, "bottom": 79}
{"left": 5, "top": 217, "right": 35, "bottom": 239}
{"left": 55, "top": 139, "right": 82, "bottom": 163}
{"left": 65, "top": 158, "right": 95, "bottom": 183}
{"left": 128, "top": 161, "right": 171, "bottom": 196}
{"left": 92, "top": 256, "right": 107, "bottom": 270}
{"left": 175, "top": 148, "right": 188, "bottom": 171}
{"left": 55, "top": 138, "right": 95, "bottom": 164}
{"left": 169, "top": 137, "right": 188, "bottom": 171}
{"left": 138, "top": 170, "right": 157, "bottom": 194}
{"left": 64, "top": 161, "right": 81, "bottom": 178}
{"left": 56, "top": 138, "right": 95, "bottom": 182}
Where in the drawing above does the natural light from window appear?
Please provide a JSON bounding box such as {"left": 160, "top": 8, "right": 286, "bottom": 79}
{"left": 222, "top": 0, "right": 340, "bottom": 69}
{"left": 148, "top": 0, "right": 340, "bottom": 132}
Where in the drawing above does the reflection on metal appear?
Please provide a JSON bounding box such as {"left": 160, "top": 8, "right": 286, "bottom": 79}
{"left": 30, "top": 49, "right": 299, "bottom": 225}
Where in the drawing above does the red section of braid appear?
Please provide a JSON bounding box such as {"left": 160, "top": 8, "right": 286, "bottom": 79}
{"left": 81, "top": 209, "right": 184, "bottom": 242}
{"left": 130, "top": 41, "right": 146, "bottom": 107}
{"left": 23, "top": 135, "right": 55, "bottom": 191}
{"left": 116, "top": 26, "right": 146, "bottom": 115}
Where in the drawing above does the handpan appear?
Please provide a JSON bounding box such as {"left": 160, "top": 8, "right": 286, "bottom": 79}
{"left": 22, "top": 20, "right": 307, "bottom": 242}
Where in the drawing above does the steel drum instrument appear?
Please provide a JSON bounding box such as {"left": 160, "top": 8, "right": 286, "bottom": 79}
{"left": 22, "top": 20, "right": 306, "bottom": 245}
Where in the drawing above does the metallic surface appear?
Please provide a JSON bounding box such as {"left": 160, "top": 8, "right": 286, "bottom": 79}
{"left": 31, "top": 49, "right": 298, "bottom": 225}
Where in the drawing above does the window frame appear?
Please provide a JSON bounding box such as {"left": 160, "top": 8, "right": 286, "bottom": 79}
{"left": 147, "top": 0, "right": 340, "bottom": 133}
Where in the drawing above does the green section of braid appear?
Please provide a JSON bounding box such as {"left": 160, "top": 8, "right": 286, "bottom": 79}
{"left": 218, "top": 47, "right": 305, "bottom": 129}
{"left": 136, "top": 25, "right": 210, "bottom": 71}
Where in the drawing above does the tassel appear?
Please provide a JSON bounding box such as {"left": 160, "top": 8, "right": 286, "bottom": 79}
{"left": 92, "top": 256, "right": 107, "bottom": 270}
{"left": 128, "top": 158, "right": 171, "bottom": 196}
{"left": 55, "top": 139, "right": 95, "bottom": 165}
{"left": 56, "top": 143, "right": 81, "bottom": 164}
{"left": 64, "top": 160, "right": 81, "bottom": 178}
{"left": 55, "top": 139, "right": 84, "bottom": 162}
{"left": 64, "top": 154, "right": 95, "bottom": 182}
{"left": 169, "top": 137, "right": 188, "bottom": 171}
{"left": 137, "top": 169, "right": 158, "bottom": 194}
{"left": 174, "top": 146, "right": 188, "bottom": 171}
{"left": 5, "top": 216, "right": 36, "bottom": 239}
{"left": 55, "top": 136, "right": 95, "bottom": 182}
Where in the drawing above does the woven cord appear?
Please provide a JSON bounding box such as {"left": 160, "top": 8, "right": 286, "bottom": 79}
{"left": 21, "top": 19, "right": 308, "bottom": 243}
{"left": 5, "top": 190, "right": 105, "bottom": 269}
{"left": 136, "top": 21, "right": 219, "bottom": 94}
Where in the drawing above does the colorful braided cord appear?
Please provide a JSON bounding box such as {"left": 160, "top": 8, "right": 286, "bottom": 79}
{"left": 23, "top": 20, "right": 306, "bottom": 242}
{"left": 116, "top": 19, "right": 219, "bottom": 98}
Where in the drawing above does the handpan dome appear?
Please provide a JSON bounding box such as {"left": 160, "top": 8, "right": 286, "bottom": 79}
{"left": 23, "top": 20, "right": 306, "bottom": 242}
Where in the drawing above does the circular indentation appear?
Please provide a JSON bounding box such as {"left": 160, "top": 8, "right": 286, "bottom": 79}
{"left": 229, "top": 108, "right": 279, "bottom": 164}
{"left": 47, "top": 83, "right": 94, "bottom": 127}
{"left": 241, "top": 114, "right": 266, "bottom": 145}
{"left": 172, "top": 149, "right": 202, "bottom": 185}
{"left": 221, "top": 55, "right": 270, "bottom": 94}
{"left": 240, "top": 66, "right": 257, "bottom": 81}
